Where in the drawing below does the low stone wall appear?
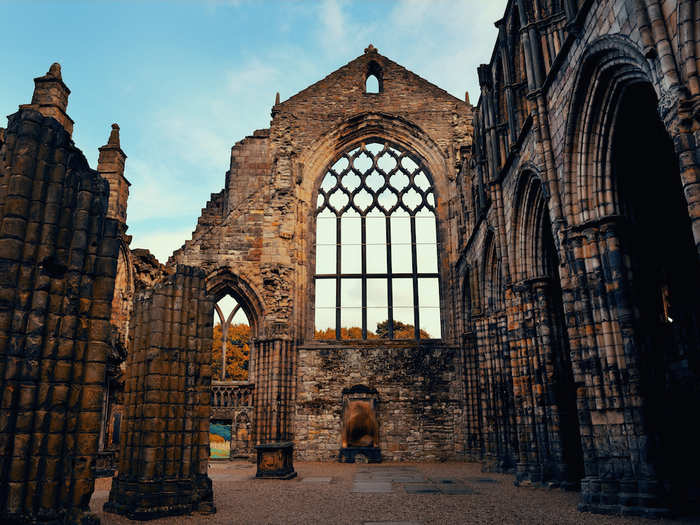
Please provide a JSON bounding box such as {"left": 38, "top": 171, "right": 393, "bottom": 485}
{"left": 294, "top": 343, "right": 464, "bottom": 462}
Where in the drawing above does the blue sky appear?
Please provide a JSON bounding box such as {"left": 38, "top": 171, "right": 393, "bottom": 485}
{"left": 1, "top": 0, "right": 505, "bottom": 264}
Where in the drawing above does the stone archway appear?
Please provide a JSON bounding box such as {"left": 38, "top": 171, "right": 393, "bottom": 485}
{"left": 509, "top": 169, "right": 583, "bottom": 487}
{"left": 562, "top": 37, "right": 700, "bottom": 514}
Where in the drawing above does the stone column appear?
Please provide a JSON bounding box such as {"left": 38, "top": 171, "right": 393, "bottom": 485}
{"left": 0, "top": 81, "right": 119, "bottom": 524}
{"left": 105, "top": 266, "right": 216, "bottom": 519}
{"left": 561, "top": 220, "right": 669, "bottom": 517}
{"left": 253, "top": 330, "right": 297, "bottom": 479}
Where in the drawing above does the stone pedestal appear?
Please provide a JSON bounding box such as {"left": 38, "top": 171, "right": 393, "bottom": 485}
{"left": 255, "top": 442, "right": 297, "bottom": 479}
{"left": 339, "top": 446, "right": 382, "bottom": 463}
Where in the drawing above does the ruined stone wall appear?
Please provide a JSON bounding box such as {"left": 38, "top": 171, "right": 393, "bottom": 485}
{"left": 0, "top": 87, "right": 119, "bottom": 522}
{"left": 461, "top": 0, "right": 700, "bottom": 516}
{"left": 295, "top": 343, "right": 463, "bottom": 462}
{"left": 105, "top": 265, "right": 215, "bottom": 519}
{"left": 169, "top": 47, "right": 473, "bottom": 459}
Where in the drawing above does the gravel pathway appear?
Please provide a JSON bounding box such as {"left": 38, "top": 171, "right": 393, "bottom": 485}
{"left": 90, "top": 461, "right": 696, "bottom": 524}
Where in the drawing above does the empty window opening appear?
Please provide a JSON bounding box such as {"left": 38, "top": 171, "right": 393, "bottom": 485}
{"left": 366, "top": 74, "right": 380, "bottom": 93}
{"left": 213, "top": 295, "right": 250, "bottom": 381}
{"left": 314, "top": 141, "right": 441, "bottom": 341}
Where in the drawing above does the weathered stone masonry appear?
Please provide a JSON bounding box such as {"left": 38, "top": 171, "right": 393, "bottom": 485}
{"left": 170, "top": 45, "right": 474, "bottom": 463}
{"left": 1, "top": 0, "right": 700, "bottom": 521}
{"left": 105, "top": 266, "right": 215, "bottom": 520}
{"left": 0, "top": 65, "right": 120, "bottom": 524}
{"left": 460, "top": 0, "right": 700, "bottom": 517}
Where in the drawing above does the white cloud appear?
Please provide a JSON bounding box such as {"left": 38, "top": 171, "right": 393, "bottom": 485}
{"left": 130, "top": 227, "right": 194, "bottom": 265}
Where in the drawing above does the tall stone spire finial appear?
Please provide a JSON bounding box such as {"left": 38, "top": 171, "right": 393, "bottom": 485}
{"left": 47, "top": 62, "right": 62, "bottom": 79}
{"left": 108, "top": 123, "right": 120, "bottom": 147}
{"left": 98, "top": 122, "right": 129, "bottom": 224}
{"left": 275, "top": 92, "right": 280, "bottom": 105}
{"left": 24, "top": 62, "right": 74, "bottom": 135}
{"left": 364, "top": 44, "right": 377, "bottom": 54}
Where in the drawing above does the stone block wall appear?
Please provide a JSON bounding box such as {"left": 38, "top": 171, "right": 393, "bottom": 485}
{"left": 294, "top": 343, "right": 464, "bottom": 462}
{"left": 105, "top": 265, "right": 215, "bottom": 520}
{"left": 0, "top": 103, "right": 119, "bottom": 523}
{"left": 461, "top": 0, "right": 700, "bottom": 516}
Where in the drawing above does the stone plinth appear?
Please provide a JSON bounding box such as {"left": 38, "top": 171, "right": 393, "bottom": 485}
{"left": 339, "top": 447, "right": 382, "bottom": 463}
{"left": 255, "top": 442, "right": 297, "bottom": 479}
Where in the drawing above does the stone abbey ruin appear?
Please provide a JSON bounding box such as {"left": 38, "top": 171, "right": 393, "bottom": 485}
{"left": 2, "top": 0, "right": 700, "bottom": 522}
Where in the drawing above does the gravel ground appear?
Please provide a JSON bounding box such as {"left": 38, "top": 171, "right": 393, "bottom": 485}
{"left": 90, "top": 461, "right": 697, "bottom": 525}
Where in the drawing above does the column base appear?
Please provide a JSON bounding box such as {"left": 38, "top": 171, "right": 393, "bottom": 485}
{"left": 104, "top": 474, "right": 216, "bottom": 520}
{"left": 255, "top": 441, "right": 297, "bottom": 479}
{"left": 338, "top": 446, "right": 382, "bottom": 463}
{"left": 0, "top": 510, "right": 100, "bottom": 525}
{"left": 578, "top": 477, "right": 671, "bottom": 518}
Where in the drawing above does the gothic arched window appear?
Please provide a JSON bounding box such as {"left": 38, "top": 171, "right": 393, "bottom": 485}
{"left": 314, "top": 141, "right": 441, "bottom": 340}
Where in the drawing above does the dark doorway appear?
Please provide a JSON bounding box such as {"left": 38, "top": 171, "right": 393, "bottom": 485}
{"left": 542, "top": 203, "right": 585, "bottom": 486}
{"left": 612, "top": 83, "right": 700, "bottom": 513}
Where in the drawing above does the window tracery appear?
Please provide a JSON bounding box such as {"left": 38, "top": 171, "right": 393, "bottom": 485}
{"left": 314, "top": 141, "right": 441, "bottom": 340}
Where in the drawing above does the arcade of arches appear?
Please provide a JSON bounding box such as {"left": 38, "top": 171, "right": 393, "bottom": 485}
{"left": 1, "top": 1, "right": 700, "bottom": 523}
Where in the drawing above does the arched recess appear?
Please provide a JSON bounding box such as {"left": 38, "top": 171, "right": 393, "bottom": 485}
{"left": 299, "top": 112, "right": 455, "bottom": 342}
{"left": 511, "top": 169, "right": 553, "bottom": 282}
{"left": 511, "top": 168, "right": 584, "bottom": 485}
{"left": 563, "top": 35, "right": 657, "bottom": 226}
{"left": 206, "top": 267, "right": 264, "bottom": 338}
{"left": 565, "top": 35, "right": 700, "bottom": 512}
{"left": 482, "top": 230, "right": 504, "bottom": 314}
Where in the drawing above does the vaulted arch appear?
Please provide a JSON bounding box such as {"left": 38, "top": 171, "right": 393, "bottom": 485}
{"left": 206, "top": 267, "right": 264, "bottom": 338}
{"left": 564, "top": 35, "right": 656, "bottom": 226}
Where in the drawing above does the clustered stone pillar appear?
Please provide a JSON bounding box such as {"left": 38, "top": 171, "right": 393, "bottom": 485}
{"left": 252, "top": 334, "right": 297, "bottom": 479}
{"left": 560, "top": 220, "right": 666, "bottom": 515}
{"left": 0, "top": 66, "right": 119, "bottom": 524}
{"left": 105, "top": 265, "right": 215, "bottom": 519}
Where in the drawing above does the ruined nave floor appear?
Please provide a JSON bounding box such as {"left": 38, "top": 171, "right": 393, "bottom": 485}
{"left": 90, "top": 461, "right": 692, "bottom": 524}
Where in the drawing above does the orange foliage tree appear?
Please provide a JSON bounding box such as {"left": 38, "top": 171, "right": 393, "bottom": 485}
{"left": 212, "top": 322, "right": 250, "bottom": 380}
{"left": 314, "top": 320, "right": 430, "bottom": 339}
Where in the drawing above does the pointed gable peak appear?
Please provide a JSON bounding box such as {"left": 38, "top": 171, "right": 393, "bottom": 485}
{"left": 277, "top": 46, "right": 468, "bottom": 109}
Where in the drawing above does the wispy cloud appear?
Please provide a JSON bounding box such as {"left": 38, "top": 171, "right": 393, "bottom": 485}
{"left": 129, "top": 227, "right": 195, "bottom": 265}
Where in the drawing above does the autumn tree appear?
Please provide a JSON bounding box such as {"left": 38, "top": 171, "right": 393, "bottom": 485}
{"left": 212, "top": 322, "right": 250, "bottom": 380}
{"left": 375, "top": 319, "right": 431, "bottom": 339}
{"left": 314, "top": 326, "right": 379, "bottom": 339}
{"left": 314, "top": 320, "right": 431, "bottom": 339}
